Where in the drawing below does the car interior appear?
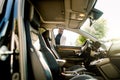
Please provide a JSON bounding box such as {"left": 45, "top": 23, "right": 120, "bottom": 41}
{"left": 24, "top": 0, "right": 120, "bottom": 80}
{"left": 0, "top": 0, "right": 120, "bottom": 80}
{"left": 24, "top": 1, "right": 98, "bottom": 80}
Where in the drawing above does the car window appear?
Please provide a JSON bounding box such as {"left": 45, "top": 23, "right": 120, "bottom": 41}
{"left": 53, "top": 28, "right": 86, "bottom": 46}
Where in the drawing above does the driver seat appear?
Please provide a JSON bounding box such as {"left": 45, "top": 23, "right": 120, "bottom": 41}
{"left": 42, "top": 30, "right": 86, "bottom": 72}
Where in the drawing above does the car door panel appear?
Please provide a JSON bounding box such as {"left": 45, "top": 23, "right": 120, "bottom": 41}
{"left": 55, "top": 45, "right": 84, "bottom": 66}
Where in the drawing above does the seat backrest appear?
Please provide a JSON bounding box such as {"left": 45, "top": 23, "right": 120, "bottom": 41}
{"left": 25, "top": 21, "right": 53, "bottom": 80}
{"left": 39, "top": 32, "right": 64, "bottom": 80}
{"left": 42, "top": 30, "right": 60, "bottom": 59}
{"left": 25, "top": 2, "right": 63, "bottom": 79}
{"left": 24, "top": 2, "right": 53, "bottom": 79}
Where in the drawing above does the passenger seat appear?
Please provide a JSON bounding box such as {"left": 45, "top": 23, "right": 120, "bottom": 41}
{"left": 39, "top": 29, "right": 97, "bottom": 80}
{"left": 42, "top": 30, "right": 86, "bottom": 72}
{"left": 26, "top": 20, "right": 97, "bottom": 80}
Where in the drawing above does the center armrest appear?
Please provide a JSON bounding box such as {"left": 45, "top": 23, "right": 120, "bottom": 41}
{"left": 56, "top": 59, "right": 66, "bottom": 67}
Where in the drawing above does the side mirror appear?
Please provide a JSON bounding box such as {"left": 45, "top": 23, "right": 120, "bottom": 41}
{"left": 90, "top": 8, "right": 103, "bottom": 20}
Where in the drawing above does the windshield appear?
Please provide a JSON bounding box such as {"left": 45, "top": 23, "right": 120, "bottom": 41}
{"left": 81, "top": 0, "right": 120, "bottom": 42}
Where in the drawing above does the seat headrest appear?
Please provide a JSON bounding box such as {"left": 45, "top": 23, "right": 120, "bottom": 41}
{"left": 26, "top": 2, "right": 40, "bottom": 30}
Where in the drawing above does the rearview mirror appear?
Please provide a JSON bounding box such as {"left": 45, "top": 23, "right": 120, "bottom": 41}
{"left": 90, "top": 8, "right": 103, "bottom": 20}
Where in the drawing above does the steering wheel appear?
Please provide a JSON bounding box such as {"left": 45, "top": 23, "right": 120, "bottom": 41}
{"left": 76, "top": 40, "right": 90, "bottom": 56}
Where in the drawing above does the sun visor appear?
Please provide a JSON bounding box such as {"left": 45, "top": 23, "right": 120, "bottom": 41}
{"left": 71, "top": 0, "right": 96, "bottom": 12}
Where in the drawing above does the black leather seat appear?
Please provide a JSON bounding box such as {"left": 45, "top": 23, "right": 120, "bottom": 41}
{"left": 25, "top": 21, "right": 53, "bottom": 80}
{"left": 42, "top": 30, "right": 60, "bottom": 59}
{"left": 39, "top": 32, "right": 64, "bottom": 80}
{"left": 39, "top": 30, "right": 97, "bottom": 80}
{"left": 42, "top": 30, "right": 86, "bottom": 72}
{"left": 24, "top": 2, "right": 53, "bottom": 80}
{"left": 70, "top": 75, "right": 97, "bottom": 80}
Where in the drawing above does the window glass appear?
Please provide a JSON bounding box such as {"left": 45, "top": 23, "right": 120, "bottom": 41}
{"left": 81, "top": 0, "right": 120, "bottom": 42}
{"left": 53, "top": 28, "right": 86, "bottom": 46}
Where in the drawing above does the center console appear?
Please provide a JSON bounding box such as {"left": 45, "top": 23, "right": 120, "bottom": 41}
{"left": 90, "top": 58, "right": 120, "bottom": 80}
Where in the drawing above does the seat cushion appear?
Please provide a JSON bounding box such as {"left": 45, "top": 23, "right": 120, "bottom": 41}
{"left": 70, "top": 75, "right": 97, "bottom": 80}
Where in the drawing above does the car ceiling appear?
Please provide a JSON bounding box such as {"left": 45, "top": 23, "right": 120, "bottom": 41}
{"left": 30, "top": 0, "right": 97, "bottom": 29}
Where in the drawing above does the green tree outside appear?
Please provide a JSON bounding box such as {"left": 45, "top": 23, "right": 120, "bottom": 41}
{"left": 90, "top": 18, "right": 107, "bottom": 39}
{"left": 76, "top": 35, "right": 86, "bottom": 46}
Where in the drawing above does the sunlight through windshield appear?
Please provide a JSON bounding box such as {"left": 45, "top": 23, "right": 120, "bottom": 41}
{"left": 81, "top": 0, "right": 120, "bottom": 42}
{"left": 95, "top": 0, "right": 120, "bottom": 41}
